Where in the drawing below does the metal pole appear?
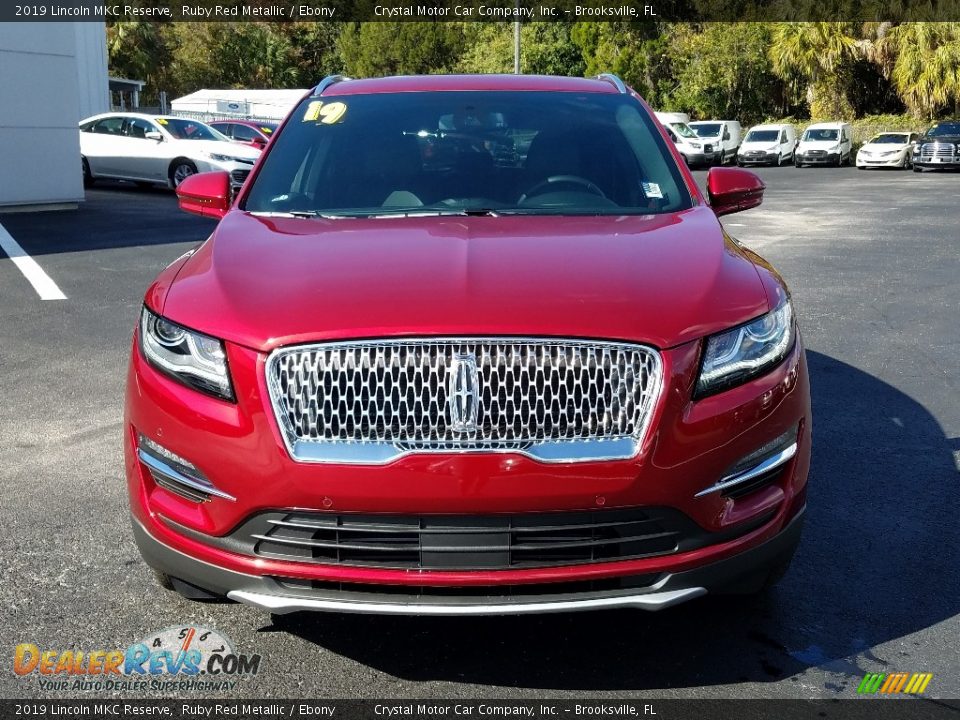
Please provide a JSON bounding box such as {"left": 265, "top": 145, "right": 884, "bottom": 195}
{"left": 514, "top": 20, "right": 520, "bottom": 74}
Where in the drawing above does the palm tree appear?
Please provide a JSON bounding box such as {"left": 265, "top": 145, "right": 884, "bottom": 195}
{"left": 881, "top": 23, "right": 960, "bottom": 119}
{"left": 769, "top": 22, "right": 859, "bottom": 116}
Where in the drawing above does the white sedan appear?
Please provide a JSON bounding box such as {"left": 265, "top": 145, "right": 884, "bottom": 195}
{"left": 856, "top": 131, "right": 919, "bottom": 169}
{"left": 79, "top": 113, "right": 261, "bottom": 189}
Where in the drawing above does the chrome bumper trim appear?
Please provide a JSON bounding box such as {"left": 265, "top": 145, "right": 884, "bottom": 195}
{"left": 227, "top": 585, "right": 706, "bottom": 616}
{"left": 137, "top": 448, "right": 236, "bottom": 502}
{"left": 288, "top": 436, "right": 641, "bottom": 465}
{"left": 694, "top": 443, "right": 798, "bottom": 498}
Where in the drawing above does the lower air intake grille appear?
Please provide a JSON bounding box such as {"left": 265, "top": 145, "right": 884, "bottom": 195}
{"left": 239, "top": 508, "right": 698, "bottom": 570}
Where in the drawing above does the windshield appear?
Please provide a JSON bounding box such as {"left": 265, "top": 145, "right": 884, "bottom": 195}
{"left": 745, "top": 130, "right": 778, "bottom": 143}
{"left": 869, "top": 133, "right": 909, "bottom": 144}
{"left": 691, "top": 123, "right": 722, "bottom": 137}
{"left": 244, "top": 91, "right": 692, "bottom": 217}
{"left": 158, "top": 118, "right": 226, "bottom": 141}
{"left": 670, "top": 122, "right": 698, "bottom": 139}
{"left": 928, "top": 122, "right": 960, "bottom": 137}
{"left": 802, "top": 128, "right": 839, "bottom": 142}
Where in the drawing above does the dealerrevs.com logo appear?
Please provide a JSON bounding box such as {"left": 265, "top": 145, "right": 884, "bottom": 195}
{"left": 14, "top": 626, "right": 261, "bottom": 692}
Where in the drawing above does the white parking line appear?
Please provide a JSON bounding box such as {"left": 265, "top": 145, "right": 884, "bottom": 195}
{"left": 0, "top": 222, "right": 67, "bottom": 300}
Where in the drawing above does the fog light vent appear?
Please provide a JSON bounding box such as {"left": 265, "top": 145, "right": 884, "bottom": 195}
{"left": 137, "top": 434, "right": 235, "bottom": 503}
{"left": 695, "top": 425, "right": 798, "bottom": 499}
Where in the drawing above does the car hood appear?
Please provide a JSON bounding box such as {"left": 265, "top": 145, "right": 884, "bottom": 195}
{"left": 160, "top": 206, "right": 770, "bottom": 352}
{"left": 173, "top": 139, "right": 260, "bottom": 160}
{"left": 861, "top": 142, "right": 908, "bottom": 152}
{"left": 921, "top": 135, "right": 960, "bottom": 143}
{"left": 740, "top": 141, "right": 779, "bottom": 151}
{"left": 798, "top": 139, "right": 839, "bottom": 150}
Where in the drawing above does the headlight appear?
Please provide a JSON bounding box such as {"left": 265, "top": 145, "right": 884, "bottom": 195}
{"left": 690, "top": 142, "right": 702, "bottom": 150}
{"left": 139, "top": 307, "right": 234, "bottom": 401}
{"left": 204, "top": 152, "right": 241, "bottom": 163}
{"left": 696, "top": 300, "right": 794, "bottom": 397}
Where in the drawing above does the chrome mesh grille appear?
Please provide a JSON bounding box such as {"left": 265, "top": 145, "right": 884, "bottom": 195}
{"left": 266, "top": 338, "right": 661, "bottom": 462}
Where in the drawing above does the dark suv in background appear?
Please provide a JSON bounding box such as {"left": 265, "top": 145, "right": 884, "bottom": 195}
{"left": 912, "top": 121, "right": 960, "bottom": 171}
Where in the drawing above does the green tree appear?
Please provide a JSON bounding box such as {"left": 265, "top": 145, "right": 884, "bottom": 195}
{"left": 106, "top": 21, "right": 176, "bottom": 103}
{"left": 458, "top": 23, "right": 585, "bottom": 76}
{"left": 169, "top": 23, "right": 300, "bottom": 90}
{"left": 337, "top": 23, "right": 468, "bottom": 77}
{"left": 270, "top": 23, "right": 344, "bottom": 86}
{"left": 769, "top": 22, "right": 859, "bottom": 117}
{"left": 666, "top": 23, "right": 786, "bottom": 121}
{"left": 571, "top": 22, "right": 672, "bottom": 106}
{"left": 880, "top": 23, "right": 960, "bottom": 118}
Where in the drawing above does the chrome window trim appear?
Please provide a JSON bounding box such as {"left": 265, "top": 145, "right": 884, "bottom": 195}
{"left": 265, "top": 337, "right": 663, "bottom": 465}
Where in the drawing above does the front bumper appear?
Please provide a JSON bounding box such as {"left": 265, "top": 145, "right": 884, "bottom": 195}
{"left": 132, "top": 507, "right": 804, "bottom": 615}
{"left": 201, "top": 158, "right": 256, "bottom": 188}
{"left": 681, "top": 151, "right": 708, "bottom": 167}
{"left": 796, "top": 152, "right": 839, "bottom": 165}
{"left": 737, "top": 152, "right": 778, "bottom": 165}
{"left": 856, "top": 153, "right": 905, "bottom": 167}
{"left": 912, "top": 157, "right": 960, "bottom": 169}
{"left": 125, "top": 326, "right": 811, "bottom": 614}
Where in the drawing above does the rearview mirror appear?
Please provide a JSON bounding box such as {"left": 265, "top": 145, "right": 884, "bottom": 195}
{"left": 145, "top": 131, "right": 163, "bottom": 142}
{"left": 176, "top": 171, "right": 231, "bottom": 220}
{"left": 707, "top": 167, "right": 765, "bottom": 217}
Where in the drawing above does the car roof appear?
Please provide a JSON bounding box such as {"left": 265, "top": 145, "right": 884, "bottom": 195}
{"left": 320, "top": 74, "right": 623, "bottom": 96}
{"left": 83, "top": 112, "right": 205, "bottom": 123}
{"left": 211, "top": 119, "right": 277, "bottom": 127}
{"left": 748, "top": 124, "right": 790, "bottom": 131}
{"left": 806, "top": 122, "right": 848, "bottom": 129}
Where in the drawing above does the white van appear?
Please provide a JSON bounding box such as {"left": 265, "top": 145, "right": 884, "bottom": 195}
{"left": 795, "top": 122, "right": 853, "bottom": 167}
{"left": 737, "top": 123, "right": 797, "bottom": 166}
{"left": 689, "top": 120, "right": 742, "bottom": 165}
{"left": 655, "top": 112, "right": 711, "bottom": 167}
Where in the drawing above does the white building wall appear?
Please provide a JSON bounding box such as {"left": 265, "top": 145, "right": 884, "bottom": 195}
{"left": 74, "top": 23, "right": 110, "bottom": 121}
{"left": 0, "top": 22, "right": 108, "bottom": 209}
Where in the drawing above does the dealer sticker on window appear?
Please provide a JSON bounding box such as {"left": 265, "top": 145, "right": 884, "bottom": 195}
{"left": 642, "top": 181, "right": 663, "bottom": 199}
{"left": 303, "top": 101, "right": 348, "bottom": 125}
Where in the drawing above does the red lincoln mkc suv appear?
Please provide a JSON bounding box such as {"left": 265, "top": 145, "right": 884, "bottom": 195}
{"left": 125, "top": 74, "right": 811, "bottom": 616}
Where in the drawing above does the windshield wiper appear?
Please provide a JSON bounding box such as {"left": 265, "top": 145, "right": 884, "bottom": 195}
{"left": 248, "top": 210, "right": 359, "bottom": 220}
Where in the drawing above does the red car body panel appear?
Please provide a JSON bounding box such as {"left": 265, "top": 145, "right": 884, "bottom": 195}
{"left": 160, "top": 208, "right": 770, "bottom": 353}
{"left": 126, "top": 74, "right": 811, "bottom": 611}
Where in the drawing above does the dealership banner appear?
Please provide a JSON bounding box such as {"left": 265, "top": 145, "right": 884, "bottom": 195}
{"left": 2, "top": 700, "right": 960, "bottom": 720}
{"left": 5, "top": 0, "right": 960, "bottom": 21}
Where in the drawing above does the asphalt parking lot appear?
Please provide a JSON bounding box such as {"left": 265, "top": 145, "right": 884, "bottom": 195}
{"left": 1, "top": 167, "right": 958, "bottom": 700}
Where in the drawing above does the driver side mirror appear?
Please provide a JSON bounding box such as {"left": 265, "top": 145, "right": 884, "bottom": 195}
{"left": 707, "top": 167, "right": 765, "bottom": 217}
{"left": 145, "top": 131, "right": 163, "bottom": 142}
{"left": 176, "top": 171, "right": 231, "bottom": 219}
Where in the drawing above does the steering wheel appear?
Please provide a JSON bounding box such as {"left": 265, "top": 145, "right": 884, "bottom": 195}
{"left": 518, "top": 175, "right": 608, "bottom": 204}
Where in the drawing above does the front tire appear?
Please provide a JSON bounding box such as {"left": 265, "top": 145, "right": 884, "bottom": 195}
{"left": 82, "top": 157, "right": 95, "bottom": 188}
{"left": 169, "top": 159, "right": 197, "bottom": 188}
